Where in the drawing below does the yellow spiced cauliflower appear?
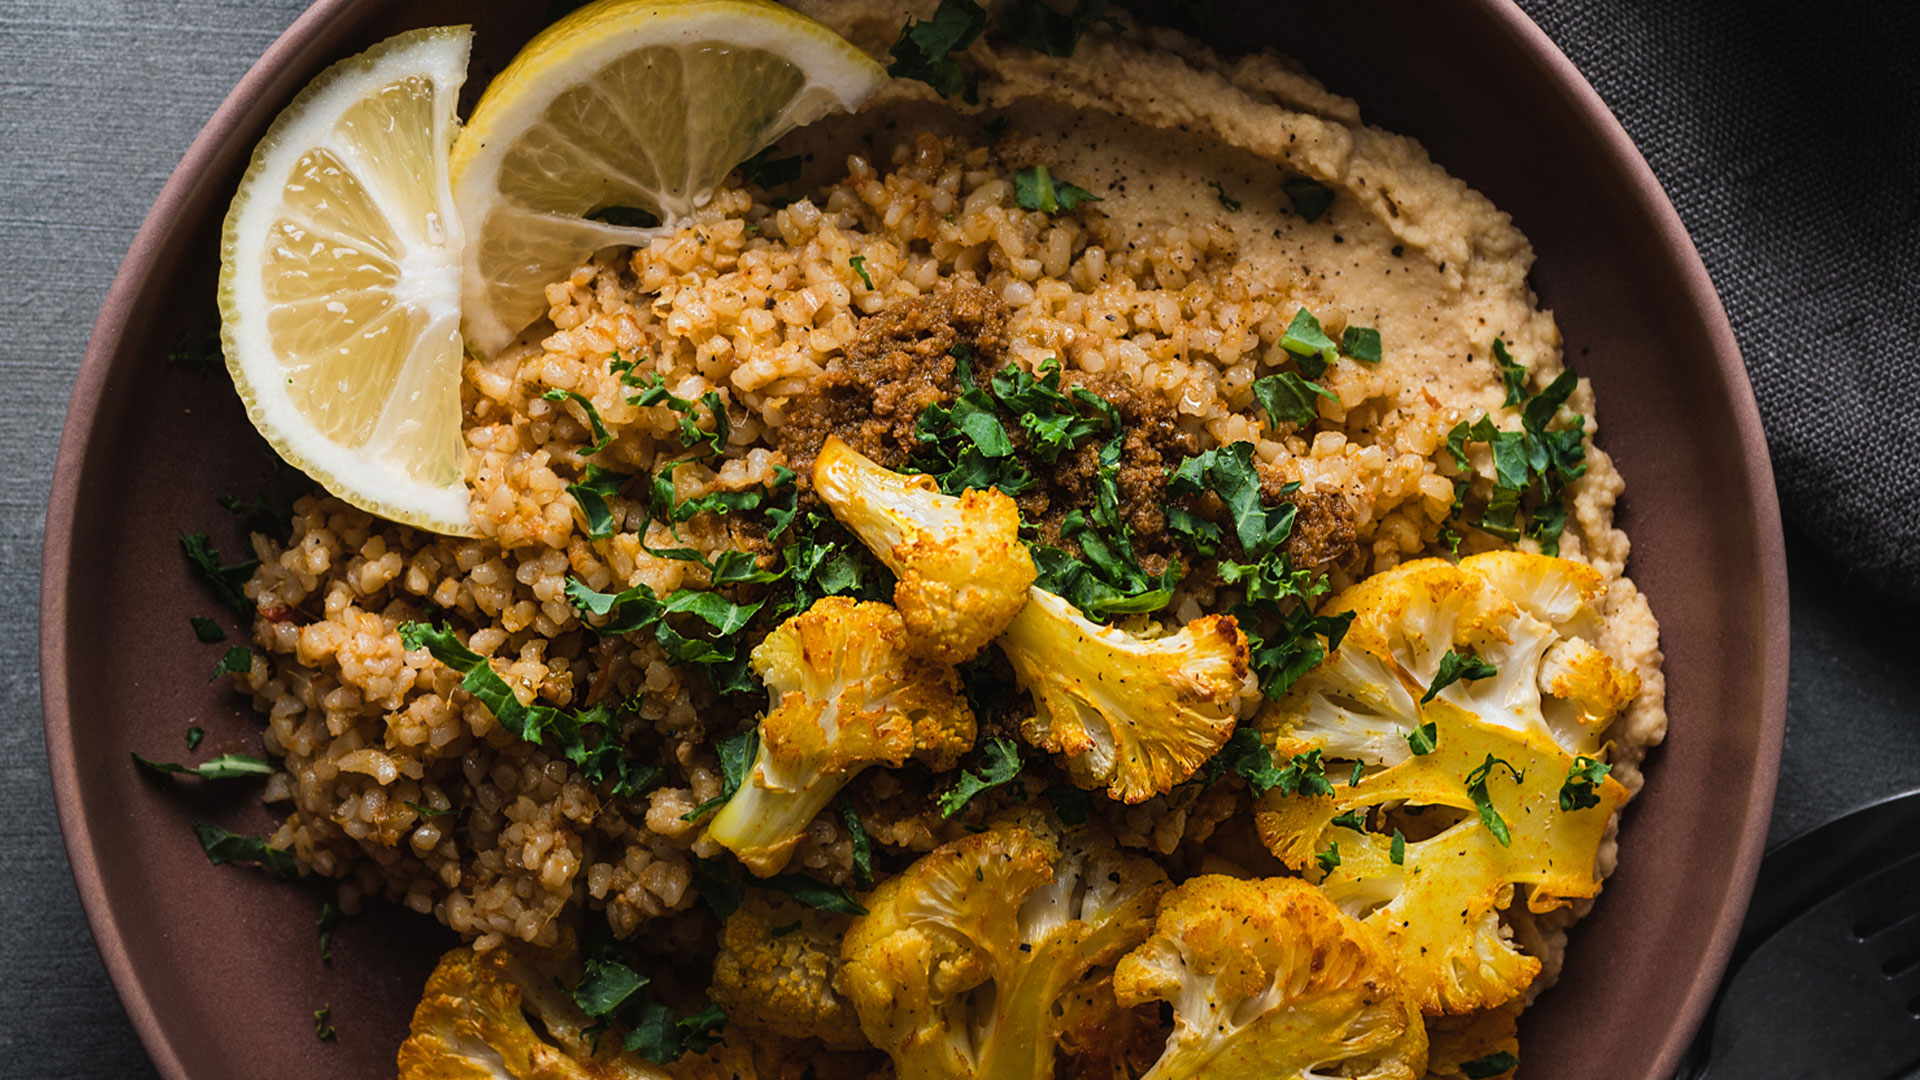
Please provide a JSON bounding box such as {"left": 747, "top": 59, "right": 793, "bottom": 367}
{"left": 1252, "top": 553, "right": 1637, "bottom": 1015}
{"left": 1112, "top": 875, "right": 1427, "bottom": 1080}
{"left": 710, "top": 895, "right": 866, "bottom": 1050}
{"left": 997, "top": 587, "right": 1250, "bottom": 803}
{"left": 813, "top": 436, "right": 1037, "bottom": 663}
{"left": 706, "top": 596, "right": 975, "bottom": 875}
{"left": 835, "top": 812, "right": 1170, "bottom": 1080}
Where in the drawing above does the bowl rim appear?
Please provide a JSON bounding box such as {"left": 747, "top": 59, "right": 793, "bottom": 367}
{"left": 39, "top": 1, "right": 1789, "bottom": 1077}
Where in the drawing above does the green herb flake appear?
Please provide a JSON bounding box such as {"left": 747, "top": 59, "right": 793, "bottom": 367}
{"left": 886, "top": 0, "right": 988, "bottom": 98}
{"left": 1348, "top": 760, "right": 1365, "bottom": 786}
{"left": 848, "top": 254, "right": 874, "bottom": 290}
{"left": 1014, "top": 165, "right": 1101, "bottom": 214}
{"left": 179, "top": 532, "right": 258, "bottom": 616}
{"left": 1207, "top": 179, "right": 1241, "bottom": 211}
{"left": 400, "top": 622, "right": 560, "bottom": 744}
{"left": 762, "top": 874, "right": 869, "bottom": 915}
{"left": 1314, "top": 841, "right": 1341, "bottom": 877}
{"left": 189, "top": 616, "right": 227, "bottom": 643}
{"left": 1559, "top": 755, "right": 1612, "bottom": 811}
{"left": 1279, "top": 307, "right": 1340, "bottom": 378}
{"left": 313, "top": 1005, "right": 335, "bottom": 1041}
{"left": 1252, "top": 371, "right": 1337, "bottom": 429}
{"left": 1460, "top": 1051, "right": 1520, "bottom": 1079}
{"left": 209, "top": 647, "right": 254, "bottom": 682}
{"left": 1205, "top": 727, "right": 1286, "bottom": 796}
{"left": 683, "top": 728, "right": 759, "bottom": 822}
{"left": 571, "top": 951, "right": 649, "bottom": 1019}
{"left": 1405, "top": 721, "right": 1438, "bottom": 756}
{"left": 185, "top": 727, "right": 205, "bottom": 750}
{"left": 625, "top": 1001, "right": 728, "bottom": 1064}
{"left": 1275, "top": 748, "right": 1336, "bottom": 798}
{"left": 317, "top": 901, "right": 340, "bottom": 965}
{"left": 1341, "top": 325, "right": 1382, "bottom": 365}
{"left": 1422, "top": 649, "right": 1499, "bottom": 704}
{"left": 541, "top": 388, "right": 614, "bottom": 454}
{"left": 1464, "top": 754, "right": 1525, "bottom": 847}
{"left": 839, "top": 791, "right": 875, "bottom": 890}
{"left": 1330, "top": 809, "right": 1367, "bottom": 832}
{"left": 1389, "top": 829, "right": 1407, "bottom": 866}
{"left": 404, "top": 801, "right": 456, "bottom": 818}
{"left": 193, "top": 823, "right": 298, "bottom": 877}
{"left": 566, "top": 464, "right": 632, "bottom": 539}
{"left": 133, "top": 752, "right": 271, "bottom": 780}
{"left": 1491, "top": 338, "right": 1529, "bottom": 407}
{"left": 692, "top": 856, "right": 746, "bottom": 919}
{"left": 937, "top": 737, "right": 1023, "bottom": 818}
{"left": 1281, "top": 177, "right": 1335, "bottom": 223}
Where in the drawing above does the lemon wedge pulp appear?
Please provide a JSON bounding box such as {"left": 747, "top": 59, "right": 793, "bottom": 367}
{"left": 219, "top": 27, "right": 475, "bottom": 534}
{"left": 451, "top": 0, "right": 889, "bottom": 357}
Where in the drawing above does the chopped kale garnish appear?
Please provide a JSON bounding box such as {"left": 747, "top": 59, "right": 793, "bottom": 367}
{"left": 762, "top": 874, "right": 868, "bottom": 915}
{"left": 189, "top": 616, "right": 226, "bottom": 643}
{"left": 317, "top": 901, "right": 340, "bottom": 964}
{"left": 1460, "top": 1051, "right": 1520, "bottom": 1079}
{"left": 566, "top": 464, "right": 632, "bottom": 539}
{"left": 1465, "top": 754, "right": 1525, "bottom": 847}
{"left": 1491, "top": 338, "right": 1529, "bottom": 407}
{"left": 1406, "top": 720, "right": 1438, "bottom": 756}
{"left": 1207, "top": 179, "right": 1242, "bottom": 211}
{"left": 1389, "top": 829, "right": 1407, "bottom": 865}
{"left": 209, "top": 646, "right": 253, "bottom": 682}
{"left": 840, "top": 791, "right": 875, "bottom": 890}
{"left": 625, "top": 1001, "right": 728, "bottom": 1063}
{"left": 185, "top": 726, "right": 205, "bottom": 750}
{"left": 1252, "top": 371, "right": 1336, "bottom": 429}
{"left": 1559, "top": 755, "right": 1612, "bottom": 811}
{"left": 313, "top": 1005, "right": 335, "bottom": 1041}
{"left": 849, "top": 254, "right": 874, "bottom": 290}
{"left": 1341, "top": 325, "right": 1382, "bottom": 365}
{"left": 1445, "top": 350, "right": 1588, "bottom": 555}
{"left": 1279, "top": 306, "right": 1341, "bottom": 378}
{"left": 1273, "top": 748, "right": 1336, "bottom": 798}
{"left": 542, "top": 388, "right": 614, "bottom": 453}
{"left": 683, "top": 728, "right": 758, "bottom": 822}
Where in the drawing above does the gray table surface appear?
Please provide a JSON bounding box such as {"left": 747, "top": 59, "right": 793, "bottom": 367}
{"left": 3, "top": 2, "right": 1915, "bottom": 1076}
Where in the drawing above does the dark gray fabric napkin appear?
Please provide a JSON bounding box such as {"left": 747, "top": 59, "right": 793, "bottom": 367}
{"left": 1515, "top": 0, "right": 1920, "bottom": 599}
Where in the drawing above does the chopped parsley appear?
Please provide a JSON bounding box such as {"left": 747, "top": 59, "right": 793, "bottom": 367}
{"left": 1405, "top": 720, "right": 1438, "bottom": 756}
{"left": 886, "top": 0, "right": 988, "bottom": 99}
{"left": 840, "top": 791, "right": 875, "bottom": 890}
{"left": 404, "top": 800, "right": 456, "bottom": 818}
{"left": 1014, "top": 165, "right": 1102, "bottom": 214}
{"left": 400, "top": 622, "right": 557, "bottom": 742}
{"left": 848, "top": 254, "right": 874, "bottom": 290}
{"left": 997, "top": 0, "right": 1110, "bottom": 56}
{"left": 1314, "top": 841, "right": 1341, "bottom": 877}
{"left": 209, "top": 646, "right": 253, "bottom": 681}
{"left": 132, "top": 752, "right": 271, "bottom": 780}
{"left": 1444, "top": 341, "right": 1587, "bottom": 554}
{"left": 1492, "top": 338, "right": 1529, "bottom": 407}
{"left": 683, "top": 728, "right": 758, "bottom": 822}
{"left": 1389, "top": 829, "right": 1407, "bottom": 865}
{"left": 907, "top": 345, "right": 1032, "bottom": 497}
{"left": 1279, "top": 306, "right": 1341, "bottom": 378}
{"left": 313, "top": 1005, "right": 335, "bottom": 1041}
{"left": 189, "top": 616, "right": 226, "bottom": 643}
{"left": 1330, "top": 809, "right": 1368, "bottom": 831}
{"left": 1252, "top": 371, "right": 1336, "bottom": 428}
{"left": 625, "top": 1001, "right": 728, "bottom": 1063}
{"left": 1460, "top": 1051, "right": 1520, "bottom": 1079}
{"left": 937, "top": 737, "right": 1023, "bottom": 817}
{"left": 1464, "top": 754, "right": 1526, "bottom": 847}
{"left": 179, "top": 532, "right": 257, "bottom": 616}
{"left": 564, "top": 577, "right": 767, "bottom": 695}
{"left": 1422, "top": 649, "right": 1498, "bottom": 703}
{"left": 317, "top": 901, "right": 340, "bottom": 965}
{"left": 625, "top": 372, "right": 731, "bottom": 457}
{"left": 692, "top": 856, "right": 747, "bottom": 918}
{"left": 762, "top": 874, "right": 868, "bottom": 915}
{"left": 185, "top": 726, "right": 205, "bottom": 750}
{"left": 566, "top": 464, "right": 631, "bottom": 539}
{"left": 1341, "top": 325, "right": 1383, "bottom": 365}
{"left": 1559, "top": 755, "right": 1612, "bottom": 811}
{"left": 1207, "top": 179, "right": 1241, "bottom": 211}
{"left": 193, "top": 823, "right": 298, "bottom": 877}
{"left": 1273, "top": 748, "right": 1336, "bottom": 797}
{"left": 1281, "top": 177, "right": 1335, "bottom": 223}
{"left": 542, "top": 388, "right": 613, "bottom": 453}
{"left": 783, "top": 511, "right": 890, "bottom": 615}
{"left": 1207, "top": 727, "right": 1287, "bottom": 796}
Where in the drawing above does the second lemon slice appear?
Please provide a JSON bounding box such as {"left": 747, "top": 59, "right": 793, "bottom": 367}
{"left": 450, "top": 0, "right": 889, "bottom": 357}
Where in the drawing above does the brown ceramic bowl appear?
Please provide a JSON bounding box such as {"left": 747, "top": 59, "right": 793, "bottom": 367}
{"left": 41, "top": 1, "right": 1787, "bottom": 1077}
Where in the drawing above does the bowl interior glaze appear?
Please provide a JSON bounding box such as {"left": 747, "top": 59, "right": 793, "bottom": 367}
{"left": 42, "top": 2, "right": 1787, "bottom": 1077}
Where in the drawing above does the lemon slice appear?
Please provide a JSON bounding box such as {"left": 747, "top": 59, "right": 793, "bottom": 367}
{"left": 451, "top": 0, "right": 888, "bottom": 356}
{"left": 219, "top": 27, "right": 475, "bottom": 534}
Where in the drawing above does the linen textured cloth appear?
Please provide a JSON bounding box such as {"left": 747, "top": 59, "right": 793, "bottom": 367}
{"left": 1516, "top": 0, "right": 1920, "bottom": 598}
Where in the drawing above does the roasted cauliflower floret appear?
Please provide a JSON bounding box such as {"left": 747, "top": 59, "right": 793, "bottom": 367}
{"left": 710, "top": 895, "right": 866, "bottom": 1050}
{"left": 836, "top": 813, "right": 1170, "bottom": 1080}
{"left": 1112, "top": 875, "right": 1427, "bottom": 1080}
{"left": 707, "top": 596, "right": 975, "bottom": 875}
{"left": 997, "top": 586, "right": 1249, "bottom": 803}
{"left": 1254, "top": 703, "right": 1629, "bottom": 1014}
{"left": 814, "top": 435, "right": 1037, "bottom": 663}
{"left": 1269, "top": 553, "right": 1639, "bottom": 765}
{"left": 398, "top": 941, "right": 668, "bottom": 1080}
